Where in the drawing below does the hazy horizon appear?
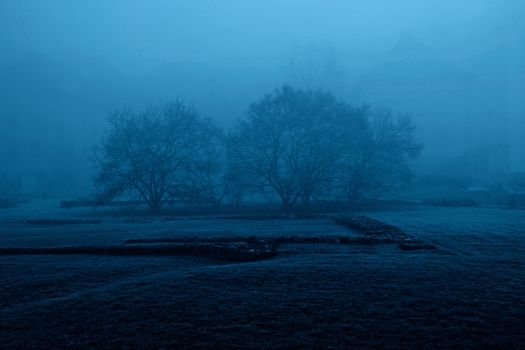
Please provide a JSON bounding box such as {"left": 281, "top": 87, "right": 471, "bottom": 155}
{"left": 1, "top": 0, "right": 524, "bottom": 197}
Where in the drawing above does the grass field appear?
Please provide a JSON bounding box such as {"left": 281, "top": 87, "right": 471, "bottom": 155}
{"left": 1, "top": 201, "right": 524, "bottom": 349}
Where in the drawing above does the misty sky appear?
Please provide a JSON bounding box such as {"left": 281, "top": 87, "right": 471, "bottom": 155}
{"left": 1, "top": 1, "right": 523, "bottom": 62}
{"left": 1, "top": 1, "right": 523, "bottom": 117}
{"left": 1, "top": 0, "right": 524, "bottom": 196}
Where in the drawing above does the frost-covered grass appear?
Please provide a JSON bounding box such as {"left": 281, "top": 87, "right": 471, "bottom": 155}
{"left": 0, "top": 216, "right": 353, "bottom": 248}
{"left": 0, "top": 200, "right": 354, "bottom": 248}
{"left": 1, "top": 201, "right": 524, "bottom": 349}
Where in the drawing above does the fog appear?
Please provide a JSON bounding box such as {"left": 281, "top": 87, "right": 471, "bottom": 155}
{"left": 1, "top": 0, "right": 524, "bottom": 199}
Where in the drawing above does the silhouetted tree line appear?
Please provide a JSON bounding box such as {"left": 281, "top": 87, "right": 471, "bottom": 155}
{"left": 94, "top": 86, "right": 421, "bottom": 213}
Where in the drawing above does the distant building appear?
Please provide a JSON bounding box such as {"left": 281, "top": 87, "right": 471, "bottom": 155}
{"left": 352, "top": 32, "right": 511, "bottom": 186}
{"left": 0, "top": 53, "right": 98, "bottom": 198}
{"left": 506, "top": 31, "right": 525, "bottom": 173}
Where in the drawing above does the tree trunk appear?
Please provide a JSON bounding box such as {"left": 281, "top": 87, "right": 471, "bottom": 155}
{"left": 302, "top": 191, "right": 311, "bottom": 210}
{"left": 347, "top": 188, "right": 360, "bottom": 208}
{"left": 148, "top": 198, "right": 162, "bottom": 214}
{"left": 281, "top": 196, "right": 292, "bottom": 212}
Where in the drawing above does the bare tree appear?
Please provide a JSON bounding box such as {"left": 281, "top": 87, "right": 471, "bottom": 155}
{"left": 336, "top": 106, "right": 422, "bottom": 205}
{"left": 228, "top": 86, "right": 344, "bottom": 211}
{"left": 93, "top": 101, "right": 216, "bottom": 213}
{"left": 176, "top": 128, "right": 243, "bottom": 208}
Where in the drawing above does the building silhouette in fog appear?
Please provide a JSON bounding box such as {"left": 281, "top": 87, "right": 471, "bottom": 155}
{"left": 353, "top": 32, "right": 512, "bottom": 187}
{"left": 0, "top": 53, "right": 96, "bottom": 198}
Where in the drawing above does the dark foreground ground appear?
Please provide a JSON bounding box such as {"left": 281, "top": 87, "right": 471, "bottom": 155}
{"left": 1, "top": 202, "right": 524, "bottom": 349}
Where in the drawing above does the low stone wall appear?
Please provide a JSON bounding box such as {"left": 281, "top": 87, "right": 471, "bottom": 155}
{"left": 333, "top": 215, "right": 436, "bottom": 250}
